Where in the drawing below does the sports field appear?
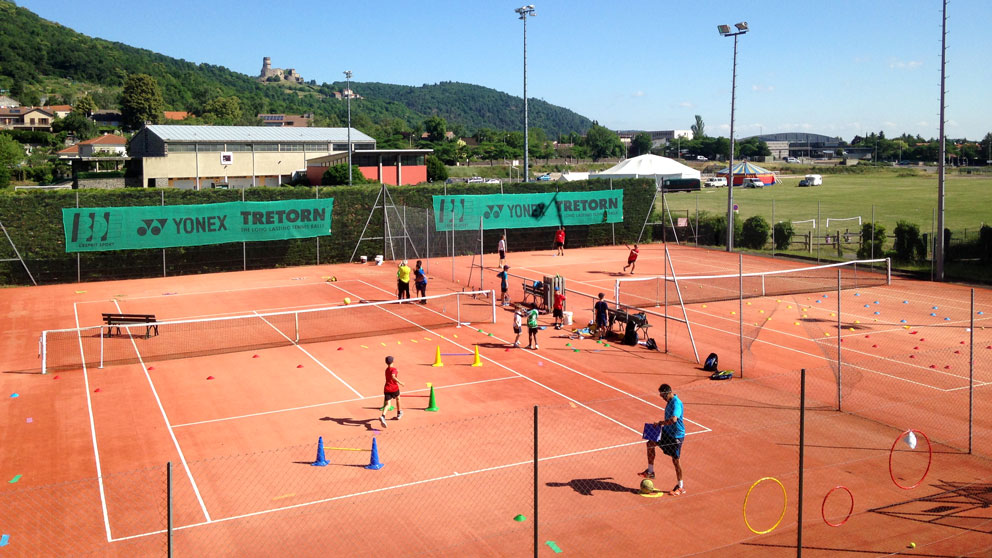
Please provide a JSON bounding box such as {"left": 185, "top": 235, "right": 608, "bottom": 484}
{"left": 1, "top": 243, "right": 990, "bottom": 557}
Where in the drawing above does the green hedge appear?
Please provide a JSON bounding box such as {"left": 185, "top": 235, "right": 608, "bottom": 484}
{"left": 0, "top": 178, "right": 654, "bottom": 285}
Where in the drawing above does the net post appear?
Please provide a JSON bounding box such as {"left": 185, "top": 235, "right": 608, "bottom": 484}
{"left": 479, "top": 217, "right": 484, "bottom": 294}
{"left": 886, "top": 257, "right": 891, "bottom": 285}
{"left": 316, "top": 187, "right": 321, "bottom": 265}
{"left": 295, "top": 312, "right": 300, "bottom": 343}
{"left": 99, "top": 327, "right": 104, "bottom": 369}
{"left": 161, "top": 190, "right": 167, "bottom": 277}
{"left": 457, "top": 293, "right": 461, "bottom": 327}
{"left": 242, "top": 187, "right": 247, "bottom": 271}
{"left": 533, "top": 404, "right": 539, "bottom": 558}
{"left": 739, "top": 253, "right": 744, "bottom": 379}
{"left": 426, "top": 207, "right": 430, "bottom": 273}
{"left": 40, "top": 332, "right": 47, "bottom": 375}
{"left": 664, "top": 247, "right": 668, "bottom": 353}
{"left": 167, "top": 461, "right": 173, "bottom": 558}
{"left": 491, "top": 290, "right": 496, "bottom": 323}
{"left": 797, "top": 368, "right": 806, "bottom": 558}
{"left": 613, "top": 279, "right": 619, "bottom": 307}
{"left": 969, "top": 288, "right": 974, "bottom": 454}
{"left": 451, "top": 212, "right": 455, "bottom": 284}
{"left": 836, "top": 268, "right": 842, "bottom": 411}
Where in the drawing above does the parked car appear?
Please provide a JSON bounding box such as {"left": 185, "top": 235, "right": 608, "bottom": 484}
{"left": 467, "top": 176, "right": 484, "bottom": 183}
{"left": 695, "top": 155, "right": 708, "bottom": 161}
{"left": 704, "top": 177, "right": 727, "bottom": 187}
{"left": 742, "top": 178, "right": 765, "bottom": 188}
{"left": 798, "top": 174, "right": 822, "bottom": 187}
{"left": 537, "top": 174, "right": 551, "bottom": 181}
{"left": 484, "top": 178, "right": 502, "bottom": 184}
{"left": 785, "top": 157, "right": 800, "bottom": 164}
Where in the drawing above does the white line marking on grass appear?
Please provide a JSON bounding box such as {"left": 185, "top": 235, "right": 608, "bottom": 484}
{"left": 353, "top": 280, "right": 710, "bottom": 434}
{"left": 110, "top": 437, "right": 687, "bottom": 543}
{"left": 113, "top": 301, "right": 212, "bottom": 523}
{"left": 170, "top": 376, "right": 520, "bottom": 428}
{"left": 252, "top": 311, "right": 363, "bottom": 399}
{"left": 73, "top": 302, "right": 112, "bottom": 542}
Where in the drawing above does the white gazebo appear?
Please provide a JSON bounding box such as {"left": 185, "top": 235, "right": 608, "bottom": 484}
{"left": 590, "top": 154, "right": 701, "bottom": 186}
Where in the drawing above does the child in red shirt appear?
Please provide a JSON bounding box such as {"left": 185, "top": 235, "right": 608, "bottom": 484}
{"left": 623, "top": 244, "right": 640, "bottom": 274}
{"left": 554, "top": 227, "right": 566, "bottom": 256}
{"left": 378, "top": 355, "right": 405, "bottom": 428}
{"left": 552, "top": 287, "right": 566, "bottom": 330}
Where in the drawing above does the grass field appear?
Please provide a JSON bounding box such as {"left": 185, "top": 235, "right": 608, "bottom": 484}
{"left": 659, "top": 172, "right": 992, "bottom": 240}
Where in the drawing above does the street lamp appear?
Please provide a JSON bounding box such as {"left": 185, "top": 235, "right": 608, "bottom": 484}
{"left": 718, "top": 21, "right": 748, "bottom": 252}
{"left": 515, "top": 4, "right": 536, "bottom": 182}
{"left": 344, "top": 70, "right": 353, "bottom": 186}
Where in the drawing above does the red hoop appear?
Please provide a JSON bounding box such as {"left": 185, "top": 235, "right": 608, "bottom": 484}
{"left": 821, "top": 485, "right": 854, "bottom": 527}
{"left": 888, "top": 429, "right": 932, "bottom": 490}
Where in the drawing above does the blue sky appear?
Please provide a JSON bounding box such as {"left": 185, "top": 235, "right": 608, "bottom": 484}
{"left": 19, "top": 0, "right": 991, "bottom": 140}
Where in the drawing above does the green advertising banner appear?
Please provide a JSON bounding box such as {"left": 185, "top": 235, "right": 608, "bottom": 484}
{"left": 62, "top": 199, "right": 334, "bottom": 252}
{"left": 432, "top": 190, "right": 623, "bottom": 231}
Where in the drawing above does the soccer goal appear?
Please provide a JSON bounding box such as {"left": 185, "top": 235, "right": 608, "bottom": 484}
{"left": 825, "top": 216, "right": 862, "bottom": 229}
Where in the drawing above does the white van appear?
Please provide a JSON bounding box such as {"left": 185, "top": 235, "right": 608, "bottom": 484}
{"left": 798, "top": 174, "right": 822, "bottom": 187}
{"left": 704, "top": 176, "right": 727, "bottom": 187}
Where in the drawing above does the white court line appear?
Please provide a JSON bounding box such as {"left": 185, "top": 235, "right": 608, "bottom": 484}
{"left": 112, "top": 301, "right": 212, "bottom": 523}
{"left": 110, "top": 438, "right": 668, "bottom": 543}
{"left": 252, "top": 311, "right": 363, "bottom": 399}
{"left": 171, "top": 376, "right": 520, "bottom": 428}
{"left": 73, "top": 302, "right": 113, "bottom": 542}
{"left": 352, "top": 279, "right": 710, "bottom": 434}
{"left": 82, "top": 276, "right": 351, "bottom": 303}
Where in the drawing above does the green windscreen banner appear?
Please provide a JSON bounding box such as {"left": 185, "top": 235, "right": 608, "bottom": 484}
{"left": 62, "top": 199, "right": 334, "bottom": 252}
{"left": 432, "top": 190, "right": 623, "bottom": 231}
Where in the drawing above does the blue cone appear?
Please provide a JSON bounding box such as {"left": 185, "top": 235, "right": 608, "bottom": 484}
{"left": 312, "top": 436, "right": 329, "bottom": 466}
{"left": 365, "top": 437, "right": 384, "bottom": 470}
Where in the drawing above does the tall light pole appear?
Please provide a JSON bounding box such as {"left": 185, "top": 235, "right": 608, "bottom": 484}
{"left": 718, "top": 21, "right": 748, "bottom": 252}
{"left": 515, "top": 4, "right": 536, "bottom": 182}
{"left": 344, "top": 70, "right": 353, "bottom": 186}
{"left": 935, "top": 0, "right": 948, "bottom": 281}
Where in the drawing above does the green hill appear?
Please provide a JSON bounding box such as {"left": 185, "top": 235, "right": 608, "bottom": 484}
{"left": 0, "top": 0, "right": 591, "bottom": 137}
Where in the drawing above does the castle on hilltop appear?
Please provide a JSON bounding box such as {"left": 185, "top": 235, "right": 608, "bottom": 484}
{"left": 258, "top": 57, "right": 304, "bottom": 84}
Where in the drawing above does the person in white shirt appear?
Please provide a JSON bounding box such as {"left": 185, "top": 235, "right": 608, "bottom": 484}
{"left": 512, "top": 309, "right": 523, "bottom": 347}
{"left": 498, "top": 234, "right": 507, "bottom": 267}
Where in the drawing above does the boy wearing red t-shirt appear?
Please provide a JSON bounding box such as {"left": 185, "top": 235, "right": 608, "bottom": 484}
{"left": 623, "top": 244, "right": 640, "bottom": 274}
{"left": 379, "top": 355, "right": 405, "bottom": 428}
{"left": 552, "top": 287, "right": 566, "bottom": 330}
{"left": 554, "top": 227, "right": 566, "bottom": 256}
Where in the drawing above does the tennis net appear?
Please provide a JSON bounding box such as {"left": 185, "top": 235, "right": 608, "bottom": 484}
{"left": 40, "top": 290, "right": 495, "bottom": 374}
{"left": 615, "top": 258, "right": 890, "bottom": 308}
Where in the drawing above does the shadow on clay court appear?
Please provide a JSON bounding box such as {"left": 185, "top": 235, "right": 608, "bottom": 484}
{"left": 585, "top": 270, "right": 628, "bottom": 277}
{"left": 869, "top": 481, "right": 992, "bottom": 535}
{"left": 741, "top": 542, "right": 964, "bottom": 557}
{"left": 546, "top": 477, "right": 638, "bottom": 497}
{"left": 320, "top": 416, "right": 381, "bottom": 431}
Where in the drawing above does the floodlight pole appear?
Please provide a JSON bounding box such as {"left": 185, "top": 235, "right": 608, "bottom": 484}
{"left": 719, "top": 23, "right": 748, "bottom": 252}
{"left": 935, "top": 0, "right": 948, "bottom": 281}
{"left": 516, "top": 5, "right": 536, "bottom": 182}
{"left": 344, "top": 70, "right": 353, "bottom": 186}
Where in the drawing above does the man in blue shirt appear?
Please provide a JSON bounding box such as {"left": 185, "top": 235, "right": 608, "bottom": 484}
{"left": 639, "top": 383, "right": 685, "bottom": 495}
{"left": 496, "top": 265, "right": 510, "bottom": 306}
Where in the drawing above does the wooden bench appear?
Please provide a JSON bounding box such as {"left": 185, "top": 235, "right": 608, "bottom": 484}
{"left": 606, "top": 306, "right": 651, "bottom": 341}
{"left": 521, "top": 282, "right": 547, "bottom": 312}
{"left": 102, "top": 313, "right": 159, "bottom": 339}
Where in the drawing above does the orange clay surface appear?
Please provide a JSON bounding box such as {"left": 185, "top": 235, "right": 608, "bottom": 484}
{"left": 0, "top": 243, "right": 989, "bottom": 557}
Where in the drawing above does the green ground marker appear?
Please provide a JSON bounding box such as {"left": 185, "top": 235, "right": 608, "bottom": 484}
{"left": 513, "top": 514, "right": 526, "bottom": 522}
{"left": 9, "top": 474, "right": 22, "bottom": 484}
{"left": 546, "top": 541, "right": 562, "bottom": 553}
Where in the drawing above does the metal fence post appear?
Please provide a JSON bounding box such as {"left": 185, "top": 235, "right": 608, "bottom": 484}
{"left": 533, "top": 405, "right": 539, "bottom": 558}
{"left": 837, "top": 269, "right": 842, "bottom": 411}
{"left": 167, "top": 461, "right": 173, "bottom": 558}
{"left": 161, "top": 190, "right": 167, "bottom": 277}
{"left": 969, "top": 288, "right": 974, "bottom": 454}
{"left": 739, "top": 253, "right": 744, "bottom": 378}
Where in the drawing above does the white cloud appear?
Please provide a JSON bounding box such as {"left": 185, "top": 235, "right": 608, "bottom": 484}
{"left": 751, "top": 84, "right": 774, "bottom": 92}
{"left": 854, "top": 56, "right": 871, "bottom": 64}
{"left": 632, "top": 90, "right": 645, "bottom": 97}
{"left": 718, "top": 123, "right": 730, "bottom": 131}
{"left": 882, "top": 121, "right": 898, "bottom": 129}
{"left": 889, "top": 59, "right": 923, "bottom": 70}
{"left": 678, "top": 101, "right": 693, "bottom": 108}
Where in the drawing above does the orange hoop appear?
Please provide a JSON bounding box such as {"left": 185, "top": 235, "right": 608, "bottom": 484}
{"left": 888, "top": 429, "right": 932, "bottom": 490}
{"left": 821, "top": 485, "right": 854, "bottom": 527}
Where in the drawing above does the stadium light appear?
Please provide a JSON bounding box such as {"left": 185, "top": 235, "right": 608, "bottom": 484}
{"left": 515, "top": 4, "right": 536, "bottom": 182}
{"left": 344, "top": 70, "right": 353, "bottom": 186}
{"left": 718, "top": 21, "right": 749, "bottom": 252}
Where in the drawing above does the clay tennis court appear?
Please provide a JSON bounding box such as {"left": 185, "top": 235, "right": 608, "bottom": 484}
{"left": 1, "top": 243, "right": 990, "bottom": 557}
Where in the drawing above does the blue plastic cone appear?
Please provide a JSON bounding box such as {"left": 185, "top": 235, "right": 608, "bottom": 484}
{"left": 365, "top": 437, "right": 384, "bottom": 470}
{"left": 311, "top": 436, "right": 329, "bottom": 467}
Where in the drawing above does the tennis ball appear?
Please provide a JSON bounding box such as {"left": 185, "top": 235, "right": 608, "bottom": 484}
{"left": 343, "top": 297, "right": 351, "bottom": 305}
{"left": 908, "top": 542, "right": 916, "bottom": 549}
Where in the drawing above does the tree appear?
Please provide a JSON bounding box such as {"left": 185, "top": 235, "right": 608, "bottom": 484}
{"left": 980, "top": 132, "right": 992, "bottom": 165}
{"left": 583, "top": 123, "right": 623, "bottom": 160}
{"left": 630, "top": 132, "right": 653, "bottom": 157}
{"left": 424, "top": 115, "right": 447, "bottom": 142}
{"left": 0, "top": 135, "right": 25, "bottom": 188}
{"left": 119, "top": 74, "right": 164, "bottom": 130}
{"left": 73, "top": 94, "right": 98, "bottom": 117}
{"left": 202, "top": 96, "right": 242, "bottom": 123}
{"left": 691, "top": 115, "right": 705, "bottom": 138}
{"left": 52, "top": 112, "right": 97, "bottom": 139}
{"left": 740, "top": 216, "right": 770, "bottom": 249}
{"left": 426, "top": 154, "right": 447, "bottom": 182}
{"left": 321, "top": 163, "right": 366, "bottom": 185}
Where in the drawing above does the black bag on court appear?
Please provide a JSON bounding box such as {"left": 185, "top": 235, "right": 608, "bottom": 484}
{"left": 622, "top": 320, "right": 639, "bottom": 346}
{"left": 703, "top": 352, "right": 719, "bottom": 372}
{"left": 645, "top": 338, "right": 658, "bottom": 351}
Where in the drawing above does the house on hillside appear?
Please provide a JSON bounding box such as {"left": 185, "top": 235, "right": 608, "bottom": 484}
{"left": 0, "top": 107, "right": 54, "bottom": 131}
{"left": 57, "top": 133, "right": 130, "bottom": 187}
{"left": 163, "top": 111, "right": 190, "bottom": 121}
{"left": 44, "top": 105, "right": 73, "bottom": 119}
{"left": 0, "top": 95, "right": 20, "bottom": 108}
{"left": 258, "top": 113, "right": 313, "bottom": 127}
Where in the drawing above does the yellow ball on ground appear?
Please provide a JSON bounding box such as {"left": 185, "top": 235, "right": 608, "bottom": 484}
{"left": 343, "top": 297, "right": 351, "bottom": 305}
{"left": 909, "top": 542, "right": 916, "bottom": 549}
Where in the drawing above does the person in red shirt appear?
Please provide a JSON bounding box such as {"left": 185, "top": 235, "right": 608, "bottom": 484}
{"left": 623, "top": 244, "right": 640, "bottom": 274}
{"left": 552, "top": 287, "right": 566, "bottom": 330}
{"left": 378, "top": 355, "right": 405, "bottom": 428}
{"left": 554, "top": 227, "right": 566, "bottom": 256}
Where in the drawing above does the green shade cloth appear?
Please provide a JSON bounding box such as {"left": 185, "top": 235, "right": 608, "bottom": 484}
{"left": 63, "top": 199, "right": 334, "bottom": 252}
{"left": 433, "top": 190, "right": 623, "bottom": 231}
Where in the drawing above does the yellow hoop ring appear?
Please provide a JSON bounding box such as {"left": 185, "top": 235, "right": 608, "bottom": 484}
{"left": 743, "top": 477, "right": 788, "bottom": 535}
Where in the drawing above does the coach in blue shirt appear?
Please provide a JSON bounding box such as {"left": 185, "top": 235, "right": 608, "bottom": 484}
{"left": 638, "top": 384, "right": 686, "bottom": 495}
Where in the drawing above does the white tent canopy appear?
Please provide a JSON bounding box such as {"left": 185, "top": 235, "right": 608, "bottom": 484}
{"left": 589, "top": 154, "right": 701, "bottom": 184}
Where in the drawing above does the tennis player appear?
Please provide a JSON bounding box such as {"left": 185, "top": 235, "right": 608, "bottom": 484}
{"left": 526, "top": 307, "right": 540, "bottom": 350}
{"left": 639, "top": 384, "right": 685, "bottom": 495}
{"left": 413, "top": 260, "right": 427, "bottom": 303}
{"left": 498, "top": 234, "right": 507, "bottom": 267}
{"left": 552, "top": 287, "right": 566, "bottom": 330}
{"left": 623, "top": 244, "right": 640, "bottom": 274}
{"left": 397, "top": 261, "right": 412, "bottom": 301}
{"left": 512, "top": 308, "right": 523, "bottom": 347}
{"left": 496, "top": 265, "right": 510, "bottom": 306}
{"left": 554, "top": 227, "right": 566, "bottom": 256}
{"left": 593, "top": 292, "right": 609, "bottom": 340}
{"left": 378, "top": 356, "right": 405, "bottom": 428}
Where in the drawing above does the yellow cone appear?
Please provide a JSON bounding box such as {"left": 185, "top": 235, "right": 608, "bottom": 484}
{"left": 471, "top": 345, "right": 483, "bottom": 367}
{"left": 431, "top": 345, "right": 444, "bottom": 367}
